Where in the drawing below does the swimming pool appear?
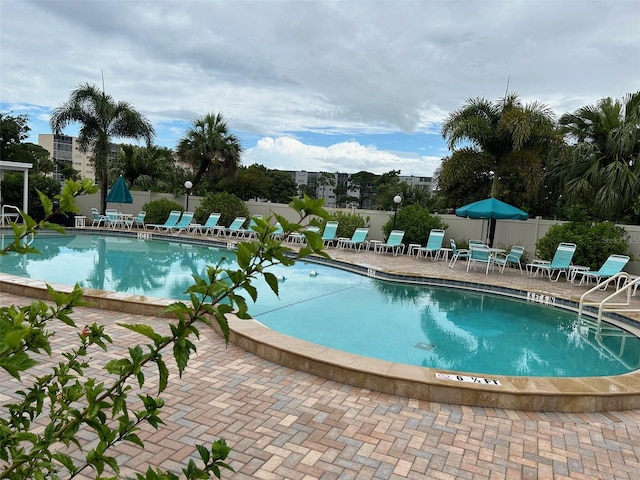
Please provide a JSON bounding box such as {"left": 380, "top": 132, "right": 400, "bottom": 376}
{"left": 2, "top": 232, "right": 639, "bottom": 377}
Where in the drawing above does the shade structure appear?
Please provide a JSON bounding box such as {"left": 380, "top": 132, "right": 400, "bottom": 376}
{"left": 106, "top": 175, "right": 133, "bottom": 204}
{"left": 455, "top": 197, "right": 528, "bottom": 246}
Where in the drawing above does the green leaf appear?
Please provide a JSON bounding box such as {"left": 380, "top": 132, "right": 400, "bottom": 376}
{"left": 120, "top": 323, "right": 165, "bottom": 344}
{"left": 157, "top": 359, "right": 169, "bottom": 394}
{"left": 0, "top": 352, "right": 38, "bottom": 379}
{"left": 262, "top": 272, "right": 280, "bottom": 297}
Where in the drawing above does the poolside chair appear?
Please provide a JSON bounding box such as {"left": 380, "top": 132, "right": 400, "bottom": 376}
{"left": 377, "top": 230, "right": 405, "bottom": 256}
{"left": 224, "top": 217, "right": 247, "bottom": 237}
{"left": 576, "top": 254, "right": 630, "bottom": 288}
{"left": 526, "top": 242, "right": 576, "bottom": 282}
{"left": 148, "top": 210, "right": 182, "bottom": 232}
{"left": 491, "top": 246, "right": 525, "bottom": 274}
{"left": 288, "top": 226, "right": 321, "bottom": 244}
{"left": 416, "top": 229, "right": 445, "bottom": 260}
{"left": 195, "top": 213, "right": 222, "bottom": 236}
{"left": 448, "top": 239, "right": 470, "bottom": 268}
{"left": 169, "top": 211, "right": 195, "bottom": 234}
{"left": 91, "top": 208, "right": 106, "bottom": 227}
{"left": 236, "top": 215, "right": 263, "bottom": 238}
{"left": 271, "top": 222, "right": 284, "bottom": 239}
{"left": 321, "top": 221, "right": 339, "bottom": 246}
{"left": 125, "top": 211, "right": 146, "bottom": 230}
{"left": 104, "top": 209, "right": 121, "bottom": 229}
{"left": 466, "top": 244, "right": 492, "bottom": 275}
{"left": 337, "top": 228, "right": 369, "bottom": 251}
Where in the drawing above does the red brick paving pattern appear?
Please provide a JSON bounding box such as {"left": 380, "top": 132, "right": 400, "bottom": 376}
{"left": 1, "top": 292, "right": 639, "bottom": 479}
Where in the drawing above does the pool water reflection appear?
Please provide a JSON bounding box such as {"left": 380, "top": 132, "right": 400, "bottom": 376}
{"left": 2, "top": 233, "right": 639, "bottom": 377}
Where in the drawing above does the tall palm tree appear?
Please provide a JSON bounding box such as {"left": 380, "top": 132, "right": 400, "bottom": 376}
{"left": 176, "top": 112, "right": 242, "bottom": 193}
{"left": 554, "top": 91, "right": 640, "bottom": 220}
{"left": 439, "top": 94, "right": 559, "bottom": 210}
{"left": 50, "top": 82, "right": 155, "bottom": 213}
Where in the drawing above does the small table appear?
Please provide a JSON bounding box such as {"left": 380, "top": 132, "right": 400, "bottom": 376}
{"left": 569, "top": 265, "right": 590, "bottom": 285}
{"left": 74, "top": 216, "right": 87, "bottom": 228}
{"left": 407, "top": 243, "right": 421, "bottom": 256}
{"left": 368, "top": 240, "right": 382, "bottom": 252}
{"left": 439, "top": 247, "right": 453, "bottom": 262}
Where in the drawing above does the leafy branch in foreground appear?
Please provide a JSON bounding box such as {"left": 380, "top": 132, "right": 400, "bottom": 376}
{"left": 0, "top": 186, "right": 330, "bottom": 479}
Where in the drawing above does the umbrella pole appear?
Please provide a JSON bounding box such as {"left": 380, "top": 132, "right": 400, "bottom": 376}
{"left": 488, "top": 218, "right": 497, "bottom": 247}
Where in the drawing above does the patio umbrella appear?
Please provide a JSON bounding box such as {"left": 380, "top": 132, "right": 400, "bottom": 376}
{"left": 455, "top": 197, "right": 528, "bottom": 247}
{"left": 106, "top": 175, "right": 133, "bottom": 205}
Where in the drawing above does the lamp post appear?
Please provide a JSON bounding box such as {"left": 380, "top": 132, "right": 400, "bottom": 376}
{"left": 393, "top": 195, "right": 402, "bottom": 230}
{"left": 184, "top": 180, "right": 193, "bottom": 211}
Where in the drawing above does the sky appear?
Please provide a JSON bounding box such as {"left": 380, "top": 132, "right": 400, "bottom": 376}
{"left": 1, "top": 0, "right": 638, "bottom": 177}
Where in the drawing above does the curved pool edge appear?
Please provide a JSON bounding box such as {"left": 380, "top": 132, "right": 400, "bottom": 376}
{"left": 2, "top": 270, "right": 640, "bottom": 413}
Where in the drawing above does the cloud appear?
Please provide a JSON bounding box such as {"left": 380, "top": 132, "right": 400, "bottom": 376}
{"left": 244, "top": 136, "right": 442, "bottom": 176}
{"left": 1, "top": 0, "right": 638, "bottom": 177}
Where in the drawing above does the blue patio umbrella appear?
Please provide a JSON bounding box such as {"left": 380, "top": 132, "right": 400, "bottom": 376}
{"left": 455, "top": 197, "right": 528, "bottom": 246}
{"left": 106, "top": 175, "right": 133, "bottom": 204}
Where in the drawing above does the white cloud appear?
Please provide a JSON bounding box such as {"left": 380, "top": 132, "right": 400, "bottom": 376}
{"left": 1, "top": 0, "right": 638, "bottom": 176}
{"left": 244, "top": 136, "right": 442, "bottom": 176}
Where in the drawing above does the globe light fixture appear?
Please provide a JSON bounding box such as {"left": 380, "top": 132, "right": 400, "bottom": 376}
{"left": 184, "top": 180, "right": 193, "bottom": 210}
{"left": 393, "top": 195, "right": 402, "bottom": 230}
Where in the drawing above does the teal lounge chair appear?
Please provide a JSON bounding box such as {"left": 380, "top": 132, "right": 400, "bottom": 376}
{"left": 491, "top": 246, "right": 525, "bottom": 274}
{"left": 169, "top": 211, "right": 195, "bottom": 233}
{"left": 91, "top": 208, "right": 106, "bottom": 227}
{"left": 272, "top": 222, "right": 284, "bottom": 239}
{"left": 416, "top": 229, "right": 445, "bottom": 260}
{"left": 466, "top": 244, "right": 492, "bottom": 274}
{"left": 526, "top": 242, "right": 576, "bottom": 282}
{"left": 148, "top": 210, "right": 181, "bottom": 232}
{"left": 237, "top": 215, "right": 263, "bottom": 238}
{"left": 577, "top": 254, "right": 630, "bottom": 287}
{"left": 448, "top": 239, "right": 469, "bottom": 268}
{"left": 195, "top": 213, "right": 222, "bottom": 236}
{"left": 338, "top": 228, "right": 369, "bottom": 251}
{"left": 125, "top": 211, "right": 146, "bottom": 230}
{"left": 288, "top": 226, "right": 320, "bottom": 244}
{"left": 224, "top": 217, "right": 247, "bottom": 237}
{"left": 377, "top": 230, "right": 405, "bottom": 256}
{"left": 321, "top": 221, "right": 339, "bottom": 246}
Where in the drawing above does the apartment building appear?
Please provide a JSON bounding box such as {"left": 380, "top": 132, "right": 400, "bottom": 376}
{"left": 38, "top": 134, "right": 119, "bottom": 183}
{"left": 284, "top": 170, "right": 432, "bottom": 208}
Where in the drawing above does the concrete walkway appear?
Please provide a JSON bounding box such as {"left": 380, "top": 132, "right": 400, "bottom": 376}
{"left": 1, "top": 246, "right": 640, "bottom": 479}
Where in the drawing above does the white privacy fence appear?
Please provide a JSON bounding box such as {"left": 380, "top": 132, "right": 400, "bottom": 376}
{"left": 75, "top": 192, "right": 640, "bottom": 275}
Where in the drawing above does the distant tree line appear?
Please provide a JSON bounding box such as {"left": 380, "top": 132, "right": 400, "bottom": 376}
{"left": 2, "top": 87, "right": 638, "bottom": 222}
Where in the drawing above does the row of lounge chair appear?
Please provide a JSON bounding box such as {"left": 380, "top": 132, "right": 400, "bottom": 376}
{"left": 90, "top": 210, "right": 631, "bottom": 286}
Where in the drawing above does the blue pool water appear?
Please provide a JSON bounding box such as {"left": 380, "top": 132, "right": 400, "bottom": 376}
{"left": 2, "top": 233, "right": 639, "bottom": 377}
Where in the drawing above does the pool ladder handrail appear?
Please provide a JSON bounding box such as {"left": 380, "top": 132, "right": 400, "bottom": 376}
{"left": 1, "top": 204, "right": 21, "bottom": 227}
{"left": 577, "top": 272, "right": 640, "bottom": 328}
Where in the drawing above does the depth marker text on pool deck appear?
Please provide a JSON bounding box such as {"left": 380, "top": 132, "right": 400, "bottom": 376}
{"left": 436, "top": 372, "right": 502, "bottom": 386}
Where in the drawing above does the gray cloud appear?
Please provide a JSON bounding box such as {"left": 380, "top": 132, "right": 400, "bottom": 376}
{"left": 1, "top": 0, "right": 638, "bottom": 175}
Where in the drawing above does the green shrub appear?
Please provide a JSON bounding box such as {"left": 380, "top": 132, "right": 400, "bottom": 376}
{"left": 535, "top": 220, "right": 630, "bottom": 269}
{"left": 194, "top": 191, "right": 250, "bottom": 227}
{"left": 382, "top": 205, "right": 448, "bottom": 245}
{"left": 142, "top": 198, "right": 184, "bottom": 224}
{"left": 323, "top": 211, "right": 368, "bottom": 238}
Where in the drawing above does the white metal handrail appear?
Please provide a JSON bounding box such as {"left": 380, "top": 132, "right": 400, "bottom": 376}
{"left": 0, "top": 204, "right": 21, "bottom": 227}
{"left": 578, "top": 272, "right": 640, "bottom": 327}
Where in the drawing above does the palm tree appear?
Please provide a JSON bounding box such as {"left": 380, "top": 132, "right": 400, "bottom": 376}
{"left": 176, "top": 112, "right": 242, "bottom": 193}
{"left": 50, "top": 82, "right": 155, "bottom": 213}
{"left": 111, "top": 145, "right": 177, "bottom": 192}
{"left": 439, "top": 94, "right": 559, "bottom": 211}
{"left": 554, "top": 91, "right": 640, "bottom": 220}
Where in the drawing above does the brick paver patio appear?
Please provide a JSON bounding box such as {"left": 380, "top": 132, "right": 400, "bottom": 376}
{"left": 2, "top": 243, "right": 640, "bottom": 479}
